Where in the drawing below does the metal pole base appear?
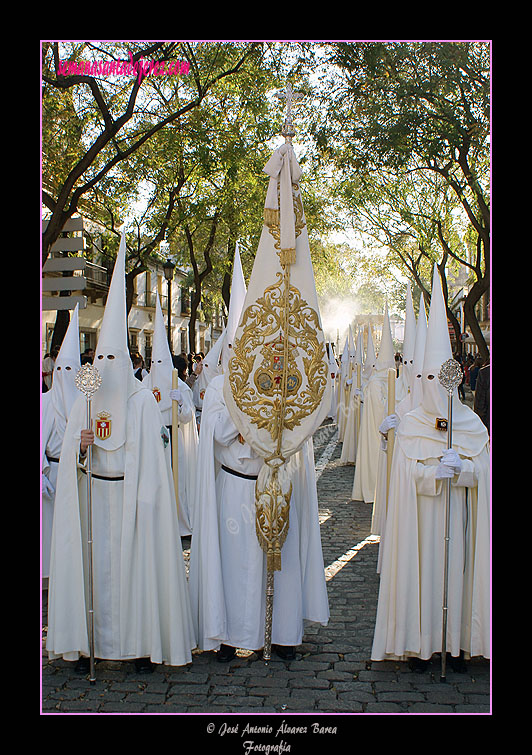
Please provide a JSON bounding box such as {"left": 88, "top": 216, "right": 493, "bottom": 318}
{"left": 262, "top": 572, "right": 275, "bottom": 664}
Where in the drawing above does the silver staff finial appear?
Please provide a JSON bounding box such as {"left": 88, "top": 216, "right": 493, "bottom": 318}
{"left": 275, "top": 82, "right": 304, "bottom": 141}
{"left": 437, "top": 358, "right": 463, "bottom": 395}
{"left": 75, "top": 363, "right": 103, "bottom": 398}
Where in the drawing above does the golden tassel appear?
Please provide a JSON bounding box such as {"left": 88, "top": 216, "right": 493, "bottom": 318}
{"left": 279, "top": 248, "right": 296, "bottom": 266}
{"left": 263, "top": 207, "right": 280, "bottom": 227}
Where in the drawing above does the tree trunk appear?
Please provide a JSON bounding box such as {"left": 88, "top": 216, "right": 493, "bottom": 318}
{"left": 464, "top": 288, "right": 490, "bottom": 362}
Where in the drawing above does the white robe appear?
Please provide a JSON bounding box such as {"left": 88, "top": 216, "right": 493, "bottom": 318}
{"left": 371, "top": 411, "right": 490, "bottom": 662}
{"left": 46, "top": 387, "right": 196, "bottom": 666}
{"left": 143, "top": 374, "right": 198, "bottom": 536}
{"left": 339, "top": 382, "right": 362, "bottom": 464}
{"left": 188, "top": 374, "right": 329, "bottom": 652}
{"left": 41, "top": 392, "right": 63, "bottom": 579}
{"left": 351, "top": 373, "right": 387, "bottom": 503}
{"left": 371, "top": 390, "right": 411, "bottom": 541}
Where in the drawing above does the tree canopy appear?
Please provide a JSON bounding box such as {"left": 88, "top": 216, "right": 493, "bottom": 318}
{"left": 42, "top": 40, "right": 491, "bottom": 356}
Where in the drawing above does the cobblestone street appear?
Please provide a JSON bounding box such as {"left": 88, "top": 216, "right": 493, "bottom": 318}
{"left": 41, "top": 417, "right": 490, "bottom": 718}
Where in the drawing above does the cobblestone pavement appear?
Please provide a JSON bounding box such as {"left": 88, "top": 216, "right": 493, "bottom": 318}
{"left": 41, "top": 410, "right": 490, "bottom": 719}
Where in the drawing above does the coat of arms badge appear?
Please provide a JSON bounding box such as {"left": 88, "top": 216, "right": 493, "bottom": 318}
{"left": 95, "top": 411, "right": 112, "bottom": 440}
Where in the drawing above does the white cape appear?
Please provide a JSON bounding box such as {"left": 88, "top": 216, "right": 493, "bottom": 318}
{"left": 46, "top": 388, "right": 196, "bottom": 666}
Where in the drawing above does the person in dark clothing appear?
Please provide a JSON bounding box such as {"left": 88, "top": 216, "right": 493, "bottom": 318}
{"left": 453, "top": 352, "right": 466, "bottom": 401}
{"left": 469, "top": 355, "right": 484, "bottom": 392}
{"left": 131, "top": 353, "right": 147, "bottom": 381}
{"left": 473, "top": 361, "right": 490, "bottom": 433}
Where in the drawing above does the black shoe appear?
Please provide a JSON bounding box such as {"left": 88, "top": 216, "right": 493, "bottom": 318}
{"left": 408, "top": 657, "right": 430, "bottom": 673}
{"left": 135, "top": 657, "right": 154, "bottom": 674}
{"left": 216, "top": 644, "right": 237, "bottom": 663}
{"left": 75, "top": 656, "right": 91, "bottom": 674}
{"left": 448, "top": 652, "right": 467, "bottom": 673}
{"left": 273, "top": 644, "right": 296, "bottom": 661}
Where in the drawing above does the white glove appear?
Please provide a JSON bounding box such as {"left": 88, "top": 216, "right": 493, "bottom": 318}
{"left": 42, "top": 474, "right": 54, "bottom": 497}
{"left": 169, "top": 388, "right": 183, "bottom": 405}
{"left": 353, "top": 387, "right": 363, "bottom": 397}
{"left": 346, "top": 378, "right": 353, "bottom": 386}
{"left": 435, "top": 448, "right": 462, "bottom": 479}
{"left": 441, "top": 448, "right": 462, "bottom": 473}
{"left": 379, "top": 413, "right": 399, "bottom": 435}
{"left": 435, "top": 462, "right": 455, "bottom": 479}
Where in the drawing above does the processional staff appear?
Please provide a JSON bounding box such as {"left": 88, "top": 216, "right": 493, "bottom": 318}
{"left": 171, "top": 368, "right": 180, "bottom": 519}
{"left": 261, "top": 83, "right": 304, "bottom": 664}
{"left": 74, "top": 362, "right": 103, "bottom": 684}
{"left": 437, "top": 357, "right": 464, "bottom": 683}
{"left": 386, "top": 367, "right": 396, "bottom": 505}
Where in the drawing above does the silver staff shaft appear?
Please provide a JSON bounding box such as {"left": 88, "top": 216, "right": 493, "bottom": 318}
{"left": 85, "top": 396, "right": 96, "bottom": 684}
{"left": 75, "top": 362, "right": 102, "bottom": 684}
{"left": 440, "top": 390, "right": 453, "bottom": 683}
{"left": 436, "top": 357, "right": 462, "bottom": 683}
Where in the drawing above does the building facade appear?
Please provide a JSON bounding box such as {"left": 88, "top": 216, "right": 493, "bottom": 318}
{"left": 42, "top": 216, "right": 215, "bottom": 364}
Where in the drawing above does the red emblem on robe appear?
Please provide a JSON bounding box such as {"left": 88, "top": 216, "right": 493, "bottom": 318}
{"left": 95, "top": 412, "right": 112, "bottom": 440}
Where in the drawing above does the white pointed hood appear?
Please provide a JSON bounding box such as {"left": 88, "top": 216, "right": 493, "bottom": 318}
{"left": 354, "top": 328, "right": 364, "bottom": 366}
{"left": 50, "top": 303, "right": 81, "bottom": 436}
{"left": 144, "top": 293, "right": 174, "bottom": 419}
{"left": 221, "top": 242, "right": 247, "bottom": 374}
{"left": 192, "top": 328, "right": 226, "bottom": 409}
{"left": 421, "top": 265, "right": 455, "bottom": 417}
{"left": 398, "top": 264, "right": 489, "bottom": 459}
{"left": 339, "top": 336, "right": 350, "bottom": 384}
{"left": 91, "top": 228, "right": 142, "bottom": 450}
{"left": 374, "top": 304, "right": 395, "bottom": 375}
{"left": 348, "top": 325, "right": 355, "bottom": 360}
{"left": 402, "top": 284, "right": 416, "bottom": 374}
{"left": 328, "top": 340, "right": 337, "bottom": 376}
{"left": 410, "top": 294, "right": 428, "bottom": 408}
{"left": 362, "top": 325, "right": 376, "bottom": 382}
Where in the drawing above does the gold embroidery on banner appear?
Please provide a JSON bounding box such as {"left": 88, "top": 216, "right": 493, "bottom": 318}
{"left": 255, "top": 473, "right": 292, "bottom": 572}
{"left": 233, "top": 186, "right": 322, "bottom": 574}
{"left": 228, "top": 272, "right": 328, "bottom": 441}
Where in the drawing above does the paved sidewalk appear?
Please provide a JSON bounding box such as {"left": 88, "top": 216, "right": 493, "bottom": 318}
{"left": 41, "top": 419, "right": 490, "bottom": 716}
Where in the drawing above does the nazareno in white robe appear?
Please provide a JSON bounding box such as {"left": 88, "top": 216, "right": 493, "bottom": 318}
{"left": 46, "top": 385, "right": 196, "bottom": 666}
{"left": 370, "top": 392, "right": 410, "bottom": 549}
{"left": 143, "top": 373, "right": 199, "bottom": 536}
{"left": 41, "top": 392, "right": 64, "bottom": 579}
{"left": 371, "top": 406, "right": 490, "bottom": 662}
{"left": 188, "top": 374, "right": 329, "bottom": 652}
{"left": 351, "top": 371, "right": 387, "bottom": 503}
{"left": 339, "top": 381, "right": 362, "bottom": 465}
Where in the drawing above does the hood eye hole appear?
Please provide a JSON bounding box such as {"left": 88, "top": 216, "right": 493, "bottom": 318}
{"left": 65, "top": 366, "right": 71, "bottom": 370}
{"left": 416, "top": 374, "right": 421, "bottom": 378}
{"left": 428, "top": 374, "right": 435, "bottom": 380}
{"left": 98, "top": 354, "right": 104, "bottom": 360}
{"left": 107, "top": 354, "right": 115, "bottom": 359}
